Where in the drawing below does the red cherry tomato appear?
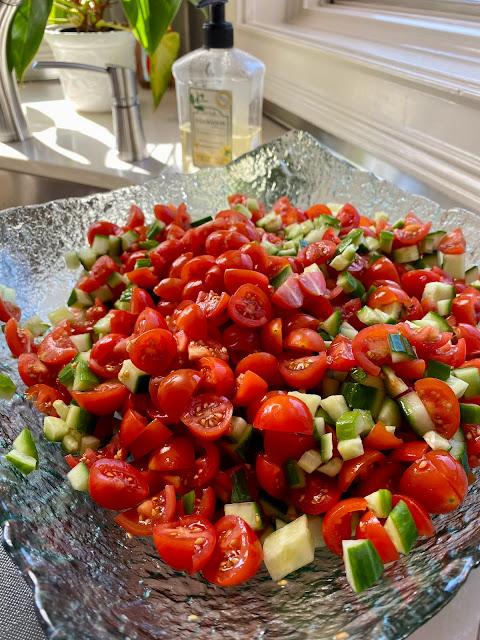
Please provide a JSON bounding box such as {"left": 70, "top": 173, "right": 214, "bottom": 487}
{"left": 271, "top": 275, "right": 304, "bottom": 310}
{"left": 322, "top": 497, "right": 368, "bottom": 556}
{"left": 253, "top": 394, "right": 313, "bottom": 434}
{"left": 393, "top": 213, "right": 431, "bottom": 247}
{"left": 263, "top": 430, "right": 316, "bottom": 466}
{"left": 392, "top": 494, "right": 435, "bottom": 537}
{"left": 202, "top": 515, "right": 263, "bottom": 586}
{"left": 356, "top": 510, "right": 400, "bottom": 563}
{"left": 438, "top": 228, "right": 466, "bottom": 255}
{"left": 363, "top": 257, "right": 400, "bottom": 288}
{"left": 119, "top": 408, "right": 148, "bottom": 449}
{"left": 87, "top": 220, "right": 120, "bottom": 245}
{"left": 338, "top": 450, "right": 386, "bottom": 492}
{"left": 198, "top": 356, "right": 235, "bottom": 397}
{"left": 26, "top": 384, "right": 64, "bottom": 416}
{"left": 4, "top": 318, "right": 33, "bottom": 357}
{"left": 196, "top": 290, "right": 230, "bottom": 322}
{"left": 222, "top": 325, "right": 260, "bottom": 357}
{"left": 337, "top": 203, "right": 360, "bottom": 232}
{"left": 89, "top": 459, "right": 149, "bottom": 510}
{"left": 109, "top": 310, "right": 137, "bottom": 334}
{"left": 191, "top": 442, "right": 221, "bottom": 489}
{"left": 297, "top": 240, "right": 336, "bottom": 267}
{"left": 235, "top": 352, "right": 280, "bottom": 387}
{"left": 326, "top": 335, "right": 356, "bottom": 372}
{"left": 126, "top": 203, "right": 145, "bottom": 228}
{"left": 38, "top": 327, "right": 77, "bottom": 368}
{"left": 89, "top": 333, "right": 128, "bottom": 379}
{"left": 228, "top": 283, "right": 272, "bottom": 328}
{"left": 153, "top": 515, "right": 217, "bottom": 574}
{"left": 130, "top": 419, "right": 173, "bottom": 460}
{"left": 115, "top": 485, "right": 177, "bottom": 536}
{"left": 156, "top": 369, "right": 202, "bottom": 423}
{"left": 148, "top": 436, "right": 195, "bottom": 472}
{"left": 233, "top": 371, "right": 268, "bottom": 407}
{"left": 352, "top": 461, "right": 404, "bottom": 497}
{"left": 261, "top": 318, "right": 283, "bottom": 355}
{"left": 284, "top": 328, "right": 325, "bottom": 354}
{"left": 399, "top": 451, "right": 468, "bottom": 513}
{"left": 129, "top": 329, "right": 177, "bottom": 376}
{"left": 255, "top": 453, "right": 287, "bottom": 499}
{"left": 0, "top": 298, "right": 21, "bottom": 322}
{"left": 290, "top": 472, "right": 341, "bottom": 515}
{"left": 71, "top": 381, "right": 129, "bottom": 416}
{"left": 17, "top": 353, "right": 53, "bottom": 386}
{"left": 133, "top": 307, "right": 168, "bottom": 335}
{"left": 390, "top": 441, "right": 430, "bottom": 463}
{"left": 182, "top": 394, "right": 233, "bottom": 441}
{"left": 352, "top": 324, "right": 398, "bottom": 376}
{"left": 279, "top": 353, "right": 327, "bottom": 390}
{"left": 224, "top": 269, "right": 269, "bottom": 294}
{"left": 414, "top": 378, "right": 460, "bottom": 439}
{"left": 401, "top": 269, "right": 442, "bottom": 299}
{"left": 363, "top": 423, "right": 403, "bottom": 450}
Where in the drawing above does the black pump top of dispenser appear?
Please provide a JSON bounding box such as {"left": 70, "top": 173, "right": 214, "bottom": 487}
{"left": 197, "top": 0, "right": 233, "bottom": 49}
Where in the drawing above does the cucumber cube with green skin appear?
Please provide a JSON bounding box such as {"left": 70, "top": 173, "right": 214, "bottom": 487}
{"left": 313, "top": 417, "right": 326, "bottom": 442}
{"left": 67, "top": 461, "right": 90, "bottom": 492}
{"left": 336, "top": 409, "right": 374, "bottom": 437}
{"left": 335, "top": 414, "right": 357, "bottom": 441}
{"left": 392, "top": 245, "right": 420, "bottom": 263}
{"left": 319, "top": 309, "right": 342, "bottom": 337}
{"left": 365, "top": 489, "right": 392, "bottom": 519}
{"left": 342, "top": 382, "right": 377, "bottom": 410}
{"left": 48, "top": 306, "right": 74, "bottom": 326}
{"left": 62, "top": 432, "right": 81, "bottom": 454}
{"left": 320, "top": 395, "right": 349, "bottom": 422}
{"left": 91, "top": 234, "right": 110, "bottom": 255}
{"left": 73, "top": 360, "right": 99, "bottom": 392}
{"left": 121, "top": 230, "right": 139, "bottom": 250}
{"left": 5, "top": 450, "right": 37, "bottom": 475}
{"left": 284, "top": 459, "right": 306, "bottom": 488}
{"left": 342, "top": 539, "right": 384, "bottom": 593}
{"left": 53, "top": 399, "right": 69, "bottom": 421}
{"left": 12, "top": 428, "right": 38, "bottom": 460}
{"left": 263, "top": 515, "right": 315, "bottom": 582}
{"left": 338, "top": 436, "right": 364, "bottom": 461}
{"left": 118, "top": 359, "right": 149, "bottom": 393}
{"left": 330, "top": 245, "right": 357, "bottom": 271}
{"left": 414, "top": 311, "right": 450, "bottom": 332}
{"left": 91, "top": 285, "right": 113, "bottom": 302}
{"left": 423, "top": 430, "right": 451, "bottom": 451}
{"left": 320, "top": 432, "right": 333, "bottom": 463}
{"left": 379, "top": 230, "right": 394, "bottom": 253}
{"left": 318, "top": 457, "right": 343, "bottom": 477}
{"left": 270, "top": 265, "right": 293, "bottom": 289}
{"left": 446, "top": 376, "right": 469, "bottom": 398}
{"left": 425, "top": 359, "right": 451, "bottom": 381}
{"left": 108, "top": 235, "right": 122, "bottom": 256}
{"left": 67, "top": 288, "right": 93, "bottom": 309}
{"left": 224, "top": 502, "right": 264, "bottom": 531}
{"left": 70, "top": 333, "right": 92, "bottom": 353}
{"left": 64, "top": 251, "right": 81, "bottom": 270}
{"left": 382, "top": 366, "right": 409, "bottom": 398}
{"left": 287, "top": 391, "right": 321, "bottom": 417}
{"left": 79, "top": 436, "right": 101, "bottom": 455}
{"left": 460, "top": 403, "right": 480, "bottom": 423}
{"left": 384, "top": 500, "right": 418, "bottom": 554}
{"left": 93, "top": 314, "right": 112, "bottom": 335}
{"left": 58, "top": 361, "right": 76, "bottom": 388}
{"left": 77, "top": 247, "right": 97, "bottom": 270}
{"left": 66, "top": 405, "right": 94, "bottom": 434}
{"left": 182, "top": 490, "right": 195, "bottom": 514}
{"left": 23, "top": 315, "right": 49, "bottom": 337}
{"left": 298, "top": 449, "right": 323, "bottom": 474}
{"left": 442, "top": 253, "right": 465, "bottom": 280}
{"left": 452, "top": 367, "right": 480, "bottom": 398}
{"left": 377, "top": 398, "right": 402, "bottom": 428}
{"left": 43, "top": 416, "right": 69, "bottom": 442}
{"left": 398, "top": 391, "right": 434, "bottom": 435}
{"left": 307, "top": 515, "right": 325, "bottom": 548}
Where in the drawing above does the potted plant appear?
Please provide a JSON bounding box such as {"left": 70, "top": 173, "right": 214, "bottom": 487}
{"left": 7, "top": 0, "right": 194, "bottom": 113}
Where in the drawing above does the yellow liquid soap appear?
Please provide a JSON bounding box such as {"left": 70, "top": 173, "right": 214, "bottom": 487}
{"left": 180, "top": 123, "right": 262, "bottom": 173}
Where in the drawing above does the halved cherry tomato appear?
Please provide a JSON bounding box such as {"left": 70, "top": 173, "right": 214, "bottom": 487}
{"left": 17, "top": 353, "right": 53, "bottom": 386}
{"left": 401, "top": 269, "right": 442, "bottom": 299}
{"left": 456, "top": 324, "right": 480, "bottom": 357}
{"left": 4, "top": 318, "right": 32, "bottom": 357}
{"left": 298, "top": 270, "right": 327, "bottom": 298}
{"left": 156, "top": 369, "right": 202, "bottom": 423}
{"left": 119, "top": 408, "right": 148, "bottom": 449}
{"left": 352, "top": 324, "right": 398, "bottom": 376}
{"left": 38, "top": 327, "right": 77, "bottom": 368}
{"left": 356, "top": 511, "right": 400, "bottom": 563}
{"left": 89, "top": 459, "right": 149, "bottom": 510}
{"left": 222, "top": 325, "right": 260, "bottom": 357}
{"left": 297, "top": 240, "right": 336, "bottom": 267}
{"left": 338, "top": 450, "right": 386, "bottom": 492}
{"left": 368, "top": 285, "right": 410, "bottom": 309}
{"left": 129, "top": 329, "right": 177, "bottom": 376}
{"left": 126, "top": 203, "right": 145, "bottom": 229}
{"left": 284, "top": 328, "right": 325, "bottom": 353}
{"left": 148, "top": 436, "right": 195, "bottom": 471}
{"left": 116, "top": 485, "right": 177, "bottom": 536}
{"left": 228, "top": 283, "right": 271, "bottom": 328}
{"left": 392, "top": 494, "right": 434, "bottom": 537}
{"left": 196, "top": 290, "right": 230, "bottom": 322}
{"left": 235, "top": 352, "right": 280, "bottom": 386}
{"left": 153, "top": 515, "right": 217, "bottom": 574}
{"left": 224, "top": 269, "right": 269, "bottom": 294}
{"left": 255, "top": 453, "right": 286, "bottom": 499}
{"left": 191, "top": 442, "right": 221, "bottom": 488}
{"left": 363, "top": 257, "right": 400, "bottom": 288}
{"left": 393, "top": 213, "right": 431, "bottom": 247}
{"left": 154, "top": 277, "right": 184, "bottom": 301}
{"left": 263, "top": 430, "right": 316, "bottom": 466}
{"left": 271, "top": 275, "right": 304, "bottom": 310}
{"left": 414, "top": 378, "right": 460, "bottom": 439}
{"left": 399, "top": 451, "right": 468, "bottom": 513}
{"left": 198, "top": 357, "right": 235, "bottom": 397}
{"left": 26, "top": 384, "right": 64, "bottom": 416}
{"left": 392, "top": 358, "right": 426, "bottom": 380}
{"left": 133, "top": 307, "right": 168, "bottom": 335}
{"left": 177, "top": 486, "right": 216, "bottom": 520}
{"left": 109, "top": 310, "right": 137, "bottom": 334}
{"left": 279, "top": 353, "right": 327, "bottom": 390}
{"left": 0, "top": 298, "right": 21, "bottom": 322}
{"left": 89, "top": 333, "right": 128, "bottom": 378}
{"left": 233, "top": 371, "right": 268, "bottom": 407}
{"left": 305, "top": 203, "right": 332, "bottom": 220}
{"left": 463, "top": 423, "right": 480, "bottom": 468}
{"left": 352, "top": 461, "right": 404, "bottom": 497}
{"left": 202, "top": 515, "right": 263, "bottom": 586}
{"left": 182, "top": 394, "right": 233, "bottom": 440}
{"left": 290, "top": 472, "right": 341, "bottom": 515}
{"left": 326, "top": 335, "right": 356, "bottom": 372}
{"left": 261, "top": 318, "right": 283, "bottom": 355}
{"left": 87, "top": 220, "right": 120, "bottom": 245}
{"left": 254, "top": 394, "right": 313, "bottom": 434}
{"left": 71, "top": 380, "right": 129, "bottom": 416}
{"left": 175, "top": 303, "right": 207, "bottom": 340}
{"left": 188, "top": 338, "right": 228, "bottom": 362}
{"left": 390, "top": 441, "right": 430, "bottom": 462}
{"left": 130, "top": 419, "right": 173, "bottom": 460}
{"left": 438, "top": 228, "right": 466, "bottom": 255}
{"left": 322, "top": 497, "right": 368, "bottom": 556}
{"left": 363, "top": 422, "right": 403, "bottom": 450}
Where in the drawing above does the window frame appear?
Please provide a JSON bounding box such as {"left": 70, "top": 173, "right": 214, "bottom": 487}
{"left": 332, "top": 1, "right": 480, "bottom": 17}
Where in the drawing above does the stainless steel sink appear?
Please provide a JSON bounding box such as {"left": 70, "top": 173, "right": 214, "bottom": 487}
{"left": 0, "top": 169, "right": 108, "bottom": 211}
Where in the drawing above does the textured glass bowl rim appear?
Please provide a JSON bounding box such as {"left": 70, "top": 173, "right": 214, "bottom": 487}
{"left": 0, "top": 130, "right": 479, "bottom": 640}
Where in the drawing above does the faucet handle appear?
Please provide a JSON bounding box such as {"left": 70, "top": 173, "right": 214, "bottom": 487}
{"left": 107, "top": 66, "right": 139, "bottom": 108}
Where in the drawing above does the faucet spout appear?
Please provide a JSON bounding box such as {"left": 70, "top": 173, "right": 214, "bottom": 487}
{"left": 0, "top": 0, "right": 30, "bottom": 142}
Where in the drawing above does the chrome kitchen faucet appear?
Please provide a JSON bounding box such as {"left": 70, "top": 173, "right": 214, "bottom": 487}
{"left": 0, "top": 0, "right": 147, "bottom": 162}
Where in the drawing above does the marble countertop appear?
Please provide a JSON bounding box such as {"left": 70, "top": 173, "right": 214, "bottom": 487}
{"left": 0, "top": 80, "right": 478, "bottom": 640}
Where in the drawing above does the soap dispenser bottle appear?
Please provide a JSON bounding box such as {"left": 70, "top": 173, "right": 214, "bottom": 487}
{"left": 172, "top": 0, "right": 265, "bottom": 172}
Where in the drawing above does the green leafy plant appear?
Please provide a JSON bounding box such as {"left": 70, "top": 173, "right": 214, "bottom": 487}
{"left": 6, "top": 0, "right": 200, "bottom": 107}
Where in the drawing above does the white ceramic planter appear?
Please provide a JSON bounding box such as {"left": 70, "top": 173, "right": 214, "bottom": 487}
{"left": 45, "top": 28, "right": 136, "bottom": 113}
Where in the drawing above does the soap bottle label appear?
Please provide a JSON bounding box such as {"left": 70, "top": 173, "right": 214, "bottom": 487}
{"left": 189, "top": 88, "right": 232, "bottom": 168}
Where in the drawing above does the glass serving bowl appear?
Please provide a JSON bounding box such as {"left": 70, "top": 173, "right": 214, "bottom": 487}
{"left": 0, "top": 131, "right": 479, "bottom": 640}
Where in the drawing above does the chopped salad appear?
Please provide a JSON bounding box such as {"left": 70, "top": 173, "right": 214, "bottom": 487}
{"left": 2, "top": 194, "right": 478, "bottom": 593}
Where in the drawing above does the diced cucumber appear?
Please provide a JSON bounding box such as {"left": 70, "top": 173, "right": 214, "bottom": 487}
{"left": 43, "top": 416, "right": 69, "bottom": 442}
{"left": 379, "top": 230, "right": 394, "bottom": 253}
{"left": 62, "top": 432, "right": 81, "bottom": 454}
{"left": 452, "top": 367, "right": 480, "bottom": 398}
{"left": 320, "top": 395, "right": 349, "bottom": 422}
{"left": 287, "top": 392, "right": 321, "bottom": 418}
{"left": 414, "top": 311, "right": 450, "bottom": 332}
{"left": 336, "top": 229, "right": 364, "bottom": 255}
{"left": 319, "top": 310, "right": 342, "bottom": 337}
{"left": 465, "top": 265, "right": 479, "bottom": 285}
{"left": 425, "top": 359, "right": 451, "bottom": 381}
{"left": 73, "top": 360, "right": 99, "bottom": 392}
{"left": 442, "top": 253, "right": 465, "bottom": 280}
{"left": 93, "top": 314, "right": 112, "bottom": 335}
{"left": 146, "top": 219, "right": 165, "bottom": 240}
{"left": 330, "top": 245, "right": 357, "bottom": 271}
{"left": 64, "top": 251, "right": 81, "bottom": 270}
{"left": 284, "top": 459, "right": 306, "bottom": 488}
{"left": 108, "top": 235, "right": 122, "bottom": 257}
{"left": 67, "top": 461, "right": 90, "bottom": 492}
{"left": 182, "top": 490, "right": 195, "bottom": 514}
{"left": 393, "top": 245, "right": 420, "bottom": 263}
{"left": 271, "top": 265, "right": 293, "bottom": 289}
{"left": 79, "top": 435, "right": 101, "bottom": 455}
{"left": 304, "top": 229, "right": 326, "bottom": 244}
{"left": 460, "top": 402, "right": 480, "bottom": 422}
{"left": 450, "top": 428, "right": 469, "bottom": 474}
{"left": 107, "top": 271, "right": 126, "bottom": 288}
{"left": 259, "top": 495, "right": 288, "bottom": 520}
{"left": 53, "top": 399, "right": 69, "bottom": 421}
{"left": 382, "top": 366, "right": 409, "bottom": 398}
{"left": 91, "top": 285, "right": 113, "bottom": 302}
{"left": 337, "top": 272, "right": 365, "bottom": 298}
{"left": 12, "top": 428, "right": 38, "bottom": 460}
{"left": 388, "top": 333, "right": 416, "bottom": 363}
{"left": 48, "top": 306, "right": 74, "bottom": 325}
{"left": 343, "top": 539, "right": 384, "bottom": 593}
{"left": 422, "top": 253, "right": 440, "bottom": 268}
{"left": 356, "top": 306, "right": 394, "bottom": 326}
{"left": 224, "top": 502, "right": 264, "bottom": 531}
{"left": 338, "top": 436, "right": 364, "bottom": 461}
{"left": 377, "top": 397, "right": 402, "bottom": 427}
{"left": 23, "top": 315, "right": 49, "bottom": 337}
{"left": 5, "top": 450, "right": 37, "bottom": 475}
{"left": 420, "top": 230, "right": 446, "bottom": 253}
{"left": 66, "top": 404, "right": 94, "bottom": 434}
{"left": 256, "top": 211, "right": 281, "bottom": 231}
{"left": 231, "top": 469, "right": 251, "bottom": 503}
{"left": 342, "top": 382, "right": 377, "bottom": 411}
{"left": 350, "top": 368, "right": 384, "bottom": 390}
{"left": 58, "top": 361, "right": 76, "bottom": 388}
{"left": 384, "top": 500, "right": 418, "bottom": 554}
{"left": 298, "top": 449, "right": 323, "bottom": 474}
{"left": 398, "top": 391, "right": 434, "bottom": 436}
{"left": 121, "top": 230, "right": 139, "bottom": 251}
{"left": 67, "top": 288, "right": 93, "bottom": 309}
{"left": 421, "top": 282, "right": 455, "bottom": 308}
{"left": 70, "top": 333, "right": 92, "bottom": 353}
{"left": 263, "top": 515, "right": 315, "bottom": 582}
{"left": 77, "top": 247, "right": 97, "bottom": 270}
{"left": 261, "top": 241, "right": 279, "bottom": 255}
{"left": 336, "top": 409, "right": 374, "bottom": 439}
{"left": 118, "top": 359, "right": 149, "bottom": 393}
{"left": 423, "top": 430, "right": 451, "bottom": 451}
{"left": 365, "top": 489, "right": 392, "bottom": 519}
{"left": 339, "top": 321, "right": 358, "bottom": 339}
{"left": 229, "top": 416, "right": 250, "bottom": 443}
{"left": 313, "top": 416, "right": 326, "bottom": 442}
{"left": 320, "top": 432, "right": 333, "bottom": 463}
{"left": 318, "top": 456, "right": 343, "bottom": 477}
{"left": 446, "top": 375, "right": 469, "bottom": 398}
{"left": 91, "top": 234, "right": 110, "bottom": 255}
